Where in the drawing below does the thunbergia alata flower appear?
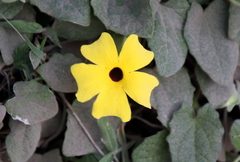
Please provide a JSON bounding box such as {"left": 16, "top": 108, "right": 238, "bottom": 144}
{"left": 71, "top": 32, "right": 159, "bottom": 122}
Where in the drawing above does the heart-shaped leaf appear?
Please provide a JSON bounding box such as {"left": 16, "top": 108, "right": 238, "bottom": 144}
{"left": 37, "top": 53, "right": 80, "bottom": 93}
{"left": 30, "top": 0, "right": 91, "bottom": 26}
{"left": 6, "top": 119, "right": 41, "bottom": 162}
{"left": 167, "top": 103, "right": 224, "bottom": 162}
{"left": 150, "top": 68, "right": 195, "bottom": 127}
{"left": 91, "top": 0, "right": 154, "bottom": 38}
{"left": 5, "top": 80, "right": 58, "bottom": 125}
{"left": 184, "top": 0, "right": 239, "bottom": 85}
{"left": 148, "top": 0, "right": 189, "bottom": 76}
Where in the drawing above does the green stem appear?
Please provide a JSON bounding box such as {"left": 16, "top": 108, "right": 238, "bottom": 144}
{"left": 234, "top": 155, "right": 240, "bottom": 162}
{"left": 0, "top": 12, "right": 26, "bottom": 42}
{"left": 230, "top": 0, "right": 240, "bottom": 7}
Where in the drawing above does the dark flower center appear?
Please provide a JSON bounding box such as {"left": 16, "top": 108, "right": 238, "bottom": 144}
{"left": 109, "top": 67, "right": 123, "bottom": 82}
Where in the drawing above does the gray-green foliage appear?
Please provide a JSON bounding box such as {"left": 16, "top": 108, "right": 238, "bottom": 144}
{"left": 37, "top": 53, "right": 80, "bottom": 93}
{"left": 231, "top": 120, "right": 240, "bottom": 151}
{"left": 151, "top": 68, "right": 195, "bottom": 127}
{"left": 1, "top": 0, "right": 240, "bottom": 161}
{"left": 167, "top": 104, "right": 224, "bottom": 162}
{"left": 132, "top": 130, "right": 171, "bottom": 162}
{"left": 5, "top": 80, "right": 58, "bottom": 125}
{"left": 184, "top": 0, "right": 238, "bottom": 85}
{"left": 6, "top": 119, "right": 41, "bottom": 162}
{"left": 148, "top": 0, "right": 189, "bottom": 76}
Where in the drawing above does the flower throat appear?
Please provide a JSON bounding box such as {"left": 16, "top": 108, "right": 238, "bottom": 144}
{"left": 109, "top": 67, "right": 123, "bottom": 82}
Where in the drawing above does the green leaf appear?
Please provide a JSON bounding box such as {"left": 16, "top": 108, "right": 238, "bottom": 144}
{"left": 52, "top": 16, "right": 105, "bottom": 41}
{"left": 0, "top": 20, "right": 43, "bottom": 33}
{"left": 97, "top": 117, "right": 118, "bottom": 152}
{"left": 150, "top": 68, "right": 195, "bottom": 127}
{"left": 220, "top": 86, "right": 240, "bottom": 112}
{"left": 27, "top": 149, "right": 62, "bottom": 162}
{"left": 37, "top": 53, "right": 80, "bottom": 93}
{"left": 30, "top": 0, "right": 90, "bottom": 26}
{"left": 99, "top": 152, "right": 114, "bottom": 162}
{"left": 167, "top": 104, "right": 224, "bottom": 162}
{"left": 91, "top": 0, "right": 154, "bottom": 38}
{"left": 39, "top": 37, "right": 47, "bottom": 50}
{"left": 13, "top": 44, "right": 30, "bottom": 69}
{"left": 6, "top": 119, "right": 41, "bottom": 162}
{"left": 78, "top": 154, "right": 98, "bottom": 162}
{"left": 195, "top": 66, "right": 234, "bottom": 108}
{"left": 63, "top": 100, "right": 121, "bottom": 156}
{"left": 29, "top": 51, "right": 41, "bottom": 70}
{"left": 148, "top": 0, "right": 189, "bottom": 76}
{"left": 0, "top": 1, "right": 23, "bottom": 19}
{"left": 0, "top": 105, "right": 6, "bottom": 129}
{"left": 229, "top": 1, "right": 240, "bottom": 44}
{"left": 184, "top": 0, "right": 239, "bottom": 85}
{"left": 0, "top": 26, "right": 25, "bottom": 65}
{"left": 44, "top": 27, "right": 62, "bottom": 48}
{"left": 116, "top": 125, "right": 130, "bottom": 162}
{"left": 132, "top": 130, "right": 171, "bottom": 162}
{"left": 5, "top": 80, "right": 58, "bottom": 125}
{"left": 230, "top": 119, "right": 240, "bottom": 151}
{"left": 23, "top": 35, "right": 45, "bottom": 60}
{"left": 29, "top": 38, "right": 45, "bottom": 70}
{"left": 13, "top": 44, "right": 32, "bottom": 79}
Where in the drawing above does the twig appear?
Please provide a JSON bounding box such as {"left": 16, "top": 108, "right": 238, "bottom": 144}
{"left": 114, "top": 140, "right": 136, "bottom": 155}
{"left": 58, "top": 93, "right": 105, "bottom": 156}
{"left": 132, "top": 116, "right": 165, "bottom": 129}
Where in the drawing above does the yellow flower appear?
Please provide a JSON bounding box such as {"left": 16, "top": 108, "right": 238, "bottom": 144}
{"left": 71, "top": 32, "right": 159, "bottom": 122}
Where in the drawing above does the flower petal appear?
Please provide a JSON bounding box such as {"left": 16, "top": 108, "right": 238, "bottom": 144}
{"left": 92, "top": 83, "right": 131, "bottom": 122}
{"left": 81, "top": 32, "right": 119, "bottom": 67}
{"left": 122, "top": 71, "right": 159, "bottom": 108}
{"left": 71, "top": 63, "right": 110, "bottom": 102}
{"left": 119, "top": 34, "right": 154, "bottom": 72}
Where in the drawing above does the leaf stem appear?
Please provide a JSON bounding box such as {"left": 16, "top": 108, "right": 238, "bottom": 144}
{"left": 0, "top": 12, "right": 26, "bottom": 42}
{"left": 234, "top": 155, "right": 240, "bottom": 162}
{"left": 58, "top": 93, "right": 105, "bottom": 156}
{"left": 230, "top": 0, "right": 240, "bottom": 7}
{"left": 132, "top": 116, "right": 165, "bottom": 129}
